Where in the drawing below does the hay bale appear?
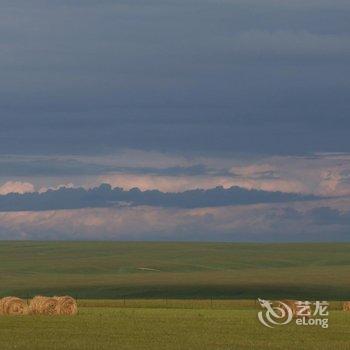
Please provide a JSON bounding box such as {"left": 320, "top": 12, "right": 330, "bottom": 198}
{"left": 343, "top": 301, "right": 350, "bottom": 311}
{"left": 0, "top": 297, "right": 29, "bottom": 316}
{"left": 29, "top": 296, "right": 59, "bottom": 315}
{"left": 54, "top": 296, "right": 78, "bottom": 315}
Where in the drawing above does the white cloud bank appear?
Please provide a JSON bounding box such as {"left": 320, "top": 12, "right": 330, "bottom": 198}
{"left": 0, "top": 197, "right": 349, "bottom": 241}
{"left": 3, "top": 152, "right": 350, "bottom": 197}
{"left": 0, "top": 181, "right": 34, "bottom": 195}
{"left": 93, "top": 153, "right": 350, "bottom": 196}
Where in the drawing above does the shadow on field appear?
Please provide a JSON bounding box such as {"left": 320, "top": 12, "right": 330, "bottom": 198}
{"left": 6, "top": 283, "right": 348, "bottom": 301}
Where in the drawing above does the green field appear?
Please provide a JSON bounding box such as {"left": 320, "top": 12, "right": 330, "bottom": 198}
{"left": 1, "top": 242, "right": 350, "bottom": 349}
{"left": 1, "top": 300, "right": 350, "bottom": 350}
{"left": 1, "top": 241, "right": 350, "bottom": 299}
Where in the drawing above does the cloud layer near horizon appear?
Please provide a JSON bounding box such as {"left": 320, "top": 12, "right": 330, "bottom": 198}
{"left": 2, "top": 152, "right": 350, "bottom": 196}
{"left": 1, "top": 198, "right": 349, "bottom": 241}
{"left": 0, "top": 152, "right": 349, "bottom": 241}
{"left": 0, "top": 183, "right": 318, "bottom": 212}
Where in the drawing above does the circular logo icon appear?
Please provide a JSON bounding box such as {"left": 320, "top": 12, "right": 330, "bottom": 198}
{"left": 257, "top": 298, "right": 293, "bottom": 328}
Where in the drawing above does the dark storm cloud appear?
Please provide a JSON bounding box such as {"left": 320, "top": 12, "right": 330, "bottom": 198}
{"left": 0, "top": 184, "right": 318, "bottom": 211}
{"left": 308, "top": 207, "right": 350, "bottom": 225}
{"left": 0, "top": 0, "right": 350, "bottom": 155}
{"left": 0, "top": 156, "right": 212, "bottom": 177}
{"left": 279, "top": 206, "right": 350, "bottom": 225}
{"left": 0, "top": 157, "right": 107, "bottom": 176}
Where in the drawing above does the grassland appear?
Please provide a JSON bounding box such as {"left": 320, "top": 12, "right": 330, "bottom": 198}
{"left": 1, "top": 241, "right": 350, "bottom": 299}
{"left": 1, "top": 301, "right": 350, "bottom": 350}
{"left": 1, "top": 242, "right": 350, "bottom": 349}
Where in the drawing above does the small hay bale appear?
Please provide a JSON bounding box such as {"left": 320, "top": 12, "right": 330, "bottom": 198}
{"left": 54, "top": 296, "right": 78, "bottom": 315}
{"left": 29, "top": 296, "right": 59, "bottom": 315}
{"left": 343, "top": 301, "right": 350, "bottom": 311}
{"left": 0, "top": 297, "right": 29, "bottom": 316}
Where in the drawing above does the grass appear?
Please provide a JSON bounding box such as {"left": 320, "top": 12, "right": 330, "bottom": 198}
{"left": 1, "top": 242, "right": 350, "bottom": 349}
{"left": 1, "top": 301, "right": 350, "bottom": 350}
{"left": 1, "top": 241, "right": 350, "bottom": 299}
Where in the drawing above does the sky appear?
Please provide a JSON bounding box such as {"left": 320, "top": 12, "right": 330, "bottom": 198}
{"left": 0, "top": 0, "right": 350, "bottom": 241}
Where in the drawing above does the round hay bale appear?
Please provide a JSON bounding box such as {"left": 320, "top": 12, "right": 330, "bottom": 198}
{"left": 29, "top": 296, "right": 59, "bottom": 315}
{"left": 54, "top": 296, "right": 78, "bottom": 315}
{"left": 0, "top": 297, "right": 29, "bottom": 316}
